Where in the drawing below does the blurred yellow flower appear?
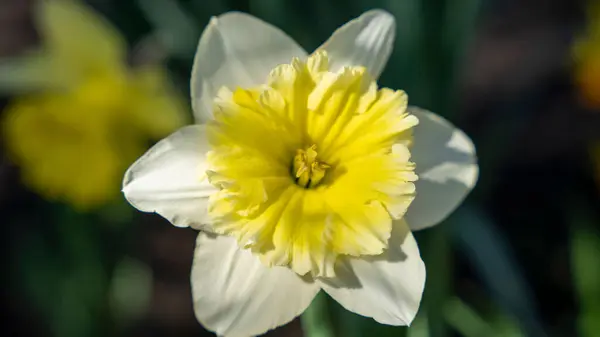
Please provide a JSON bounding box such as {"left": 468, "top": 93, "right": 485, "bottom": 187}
{"left": 1, "top": 0, "right": 186, "bottom": 210}
{"left": 574, "top": 1, "right": 600, "bottom": 109}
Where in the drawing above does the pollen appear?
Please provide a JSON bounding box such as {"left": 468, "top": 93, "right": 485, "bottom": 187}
{"left": 206, "top": 51, "right": 419, "bottom": 277}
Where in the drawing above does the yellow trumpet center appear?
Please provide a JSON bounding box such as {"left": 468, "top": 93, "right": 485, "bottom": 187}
{"left": 205, "top": 51, "right": 419, "bottom": 277}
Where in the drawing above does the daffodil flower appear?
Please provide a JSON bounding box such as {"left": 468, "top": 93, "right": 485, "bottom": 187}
{"left": 123, "top": 10, "right": 478, "bottom": 336}
{"left": 1, "top": 0, "right": 185, "bottom": 209}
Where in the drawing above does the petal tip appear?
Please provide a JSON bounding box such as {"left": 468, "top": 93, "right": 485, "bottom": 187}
{"left": 316, "top": 8, "right": 397, "bottom": 78}
{"left": 362, "top": 9, "right": 396, "bottom": 36}
{"left": 365, "top": 9, "right": 395, "bottom": 24}
{"left": 214, "top": 11, "right": 266, "bottom": 26}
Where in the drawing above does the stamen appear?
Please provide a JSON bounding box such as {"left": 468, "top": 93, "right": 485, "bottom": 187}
{"left": 293, "top": 145, "right": 330, "bottom": 188}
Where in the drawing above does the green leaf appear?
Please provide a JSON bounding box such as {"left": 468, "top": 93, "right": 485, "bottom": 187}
{"left": 451, "top": 206, "right": 547, "bottom": 337}
{"left": 421, "top": 226, "right": 452, "bottom": 337}
{"left": 570, "top": 220, "right": 600, "bottom": 337}
{"left": 444, "top": 297, "right": 495, "bottom": 337}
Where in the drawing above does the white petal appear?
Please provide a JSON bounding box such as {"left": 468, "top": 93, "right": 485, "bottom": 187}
{"left": 315, "top": 10, "right": 396, "bottom": 79}
{"left": 191, "top": 12, "right": 307, "bottom": 122}
{"left": 406, "top": 107, "right": 479, "bottom": 231}
{"left": 191, "top": 233, "right": 320, "bottom": 337}
{"left": 318, "top": 220, "right": 426, "bottom": 326}
{"left": 122, "top": 125, "right": 217, "bottom": 229}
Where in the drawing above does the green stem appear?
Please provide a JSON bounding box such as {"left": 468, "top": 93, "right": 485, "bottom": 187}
{"left": 424, "top": 226, "right": 452, "bottom": 337}
{"left": 302, "top": 292, "right": 336, "bottom": 337}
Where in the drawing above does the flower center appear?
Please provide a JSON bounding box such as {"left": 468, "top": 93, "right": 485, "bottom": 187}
{"left": 293, "top": 145, "right": 330, "bottom": 188}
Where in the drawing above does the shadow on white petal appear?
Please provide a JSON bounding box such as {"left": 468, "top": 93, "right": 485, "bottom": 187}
{"left": 406, "top": 107, "right": 479, "bottom": 231}
{"left": 192, "top": 233, "right": 320, "bottom": 337}
{"left": 318, "top": 220, "right": 425, "bottom": 326}
{"left": 320, "top": 221, "right": 411, "bottom": 289}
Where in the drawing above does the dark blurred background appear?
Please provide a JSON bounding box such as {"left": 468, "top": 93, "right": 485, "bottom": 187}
{"left": 1, "top": 0, "right": 599, "bottom": 337}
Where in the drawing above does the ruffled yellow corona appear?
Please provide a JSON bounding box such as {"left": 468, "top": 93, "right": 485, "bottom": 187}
{"left": 206, "top": 52, "right": 419, "bottom": 277}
